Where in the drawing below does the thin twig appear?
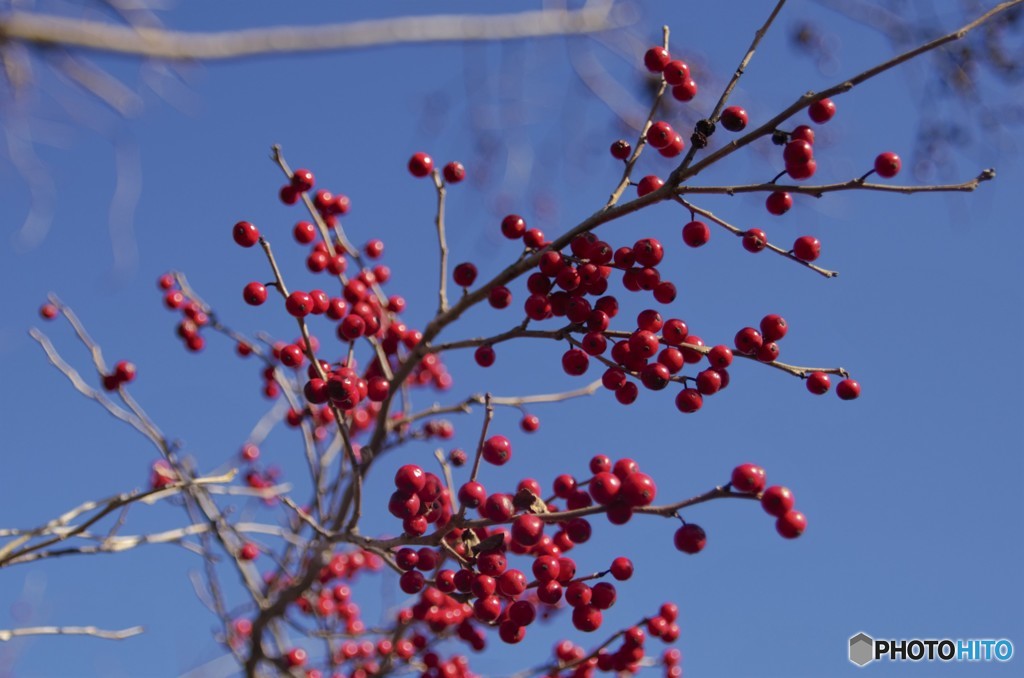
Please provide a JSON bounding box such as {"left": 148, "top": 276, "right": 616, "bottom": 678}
{"left": 604, "top": 25, "right": 670, "bottom": 209}
{"left": 0, "top": 6, "right": 621, "bottom": 60}
{"left": 678, "top": 169, "right": 996, "bottom": 197}
{"left": 677, "top": 197, "right": 838, "bottom": 277}
{"left": 676, "top": 0, "right": 788, "bottom": 172}
{"left": 432, "top": 168, "right": 450, "bottom": 315}
{"left": 0, "top": 625, "right": 144, "bottom": 642}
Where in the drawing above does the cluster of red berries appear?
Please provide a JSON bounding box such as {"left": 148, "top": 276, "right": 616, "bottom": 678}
{"left": 157, "top": 273, "right": 210, "bottom": 352}
{"left": 389, "top": 464, "right": 453, "bottom": 536}
{"left": 643, "top": 45, "right": 698, "bottom": 103}
{"left": 277, "top": 168, "right": 351, "bottom": 222}
{"left": 98, "top": 359, "right": 136, "bottom": 392}
{"left": 408, "top": 152, "right": 466, "bottom": 184}
{"left": 540, "top": 606, "right": 680, "bottom": 674}
{"left": 731, "top": 463, "right": 808, "bottom": 539}
{"left": 645, "top": 121, "right": 686, "bottom": 158}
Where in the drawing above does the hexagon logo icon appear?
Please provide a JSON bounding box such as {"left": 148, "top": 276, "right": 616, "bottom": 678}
{"left": 849, "top": 632, "right": 874, "bottom": 667}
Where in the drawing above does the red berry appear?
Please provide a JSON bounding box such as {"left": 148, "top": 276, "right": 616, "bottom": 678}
{"left": 40, "top": 303, "right": 58, "bottom": 320}
{"left": 787, "top": 158, "right": 817, "bottom": 180}
{"left": 408, "top": 152, "right": 433, "bottom": 177}
{"left": 290, "top": 168, "right": 315, "bottom": 192}
{"left": 571, "top": 605, "right": 602, "bottom": 632}
{"left": 610, "top": 139, "right": 632, "bottom": 160}
{"left": 776, "top": 510, "right": 807, "bottom": 539}
{"left": 760, "top": 314, "right": 788, "bottom": 341}
{"left": 615, "top": 382, "right": 639, "bottom": 405}
{"left": 808, "top": 98, "right": 837, "bottom": 124}
{"left": 364, "top": 239, "right": 384, "bottom": 259}
{"left": 524, "top": 228, "right": 546, "bottom": 248}
{"left": 742, "top": 228, "right": 768, "bottom": 253}
{"left": 761, "top": 486, "right": 795, "bottom": 517}
{"left": 399, "top": 570, "right": 425, "bottom": 594}
{"left": 731, "top": 463, "right": 767, "bottom": 493}
{"left": 633, "top": 238, "right": 664, "bottom": 267}
{"left": 474, "top": 345, "right": 495, "bottom": 367}
{"left": 489, "top": 286, "right": 512, "bottom": 309}
{"left": 707, "top": 345, "right": 733, "bottom": 369}
{"left": 637, "top": 175, "right": 664, "bottom": 197}
{"left": 791, "top": 125, "right": 815, "bottom": 144}
{"left": 453, "top": 262, "right": 477, "bottom": 287}
{"left": 501, "top": 214, "right": 527, "bottom": 240}
{"left": 662, "top": 60, "right": 690, "bottom": 85}
{"left": 757, "top": 341, "right": 780, "bottom": 362}
{"left": 646, "top": 122, "right": 675, "bottom": 149}
{"left": 806, "top": 371, "right": 831, "bottom": 395}
{"left": 562, "top": 348, "right": 589, "bottom": 376}
{"left": 285, "top": 648, "right": 307, "bottom": 668}
{"left": 640, "top": 363, "right": 670, "bottom": 391}
{"left": 394, "top": 464, "right": 426, "bottom": 494}
{"left": 673, "top": 524, "right": 706, "bottom": 554}
{"left": 783, "top": 140, "right": 814, "bottom": 166}
{"left": 520, "top": 414, "right": 540, "bottom": 433}
{"left": 443, "top": 161, "right": 466, "bottom": 183}
{"left": 589, "top": 473, "right": 618, "bottom": 503}
{"left": 279, "top": 185, "right": 299, "bottom": 205}
{"left": 458, "top": 481, "right": 486, "bottom": 508}
{"left": 696, "top": 369, "right": 722, "bottom": 395}
{"left": 610, "top": 557, "right": 633, "bottom": 580}
{"left": 482, "top": 435, "right": 512, "bottom": 466}
{"left": 720, "top": 106, "right": 748, "bottom": 132}
{"left": 659, "top": 134, "right": 685, "bottom": 158}
{"left": 285, "top": 291, "right": 314, "bottom": 317}
{"left": 793, "top": 236, "right": 821, "bottom": 262}
{"left": 511, "top": 514, "right": 544, "bottom": 547}
{"left": 157, "top": 274, "right": 174, "bottom": 290}
{"left": 643, "top": 46, "right": 671, "bottom": 72}
{"left": 671, "top": 80, "right": 698, "bottom": 102}
{"left": 837, "top": 378, "right": 861, "bottom": 400}
{"left": 239, "top": 542, "right": 259, "bottom": 561}
{"left": 766, "top": 191, "right": 793, "bottom": 216}
{"left": 874, "top": 152, "right": 901, "bottom": 178}
{"left": 734, "top": 327, "right": 763, "bottom": 355}
{"left": 674, "top": 388, "right": 703, "bottom": 413}
{"left": 654, "top": 281, "right": 677, "bottom": 304}
{"left": 232, "top": 221, "right": 260, "bottom": 248}
{"left": 279, "top": 345, "right": 303, "bottom": 368}
{"left": 293, "top": 221, "right": 317, "bottom": 244}
{"left": 620, "top": 472, "right": 657, "bottom": 507}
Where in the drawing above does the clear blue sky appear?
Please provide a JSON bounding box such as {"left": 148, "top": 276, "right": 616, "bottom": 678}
{"left": 1, "top": 2, "right": 1021, "bottom": 676}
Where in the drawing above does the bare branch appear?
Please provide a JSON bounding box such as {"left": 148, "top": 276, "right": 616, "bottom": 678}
{"left": 0, "top": 625, "right": 143, "bottom": 642}
{"left": 679, "top": 168, "right": 996, "bottom": 197}
{"left": 676, "top": 197, "right": 839, "bottom": 277}
{"left": 0, "top": 6, "right": 621, "bottom": 61}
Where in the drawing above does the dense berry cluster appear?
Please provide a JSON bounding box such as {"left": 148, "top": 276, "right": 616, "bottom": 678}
{"left": 38, "top": 18, "right": 986, "bottom": 675}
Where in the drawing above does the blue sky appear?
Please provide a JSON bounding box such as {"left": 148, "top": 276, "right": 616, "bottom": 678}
{"left": 1, "top": 2, "right": 1021, "bottom": 676}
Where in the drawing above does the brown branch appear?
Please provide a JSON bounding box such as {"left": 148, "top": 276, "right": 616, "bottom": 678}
{"left": 432, "top": 169, "right": 450, "bottom": 315}
{"left": 604, "top": 25, "right": 670, "bottom": 209}
{"left": 668, "top": 0, "right": 1024, "bottom": 186}
{"left": 0, "top": 6, "right": 621, "bottom": 61}
{"left": 677, "top": 197, "right": 839, "bottom": 277}
{"left": 679, "top": 168, "right": 996, "bottom": 197}
{"left": 676, "top": 0, "right": 788, "bottom": 172}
